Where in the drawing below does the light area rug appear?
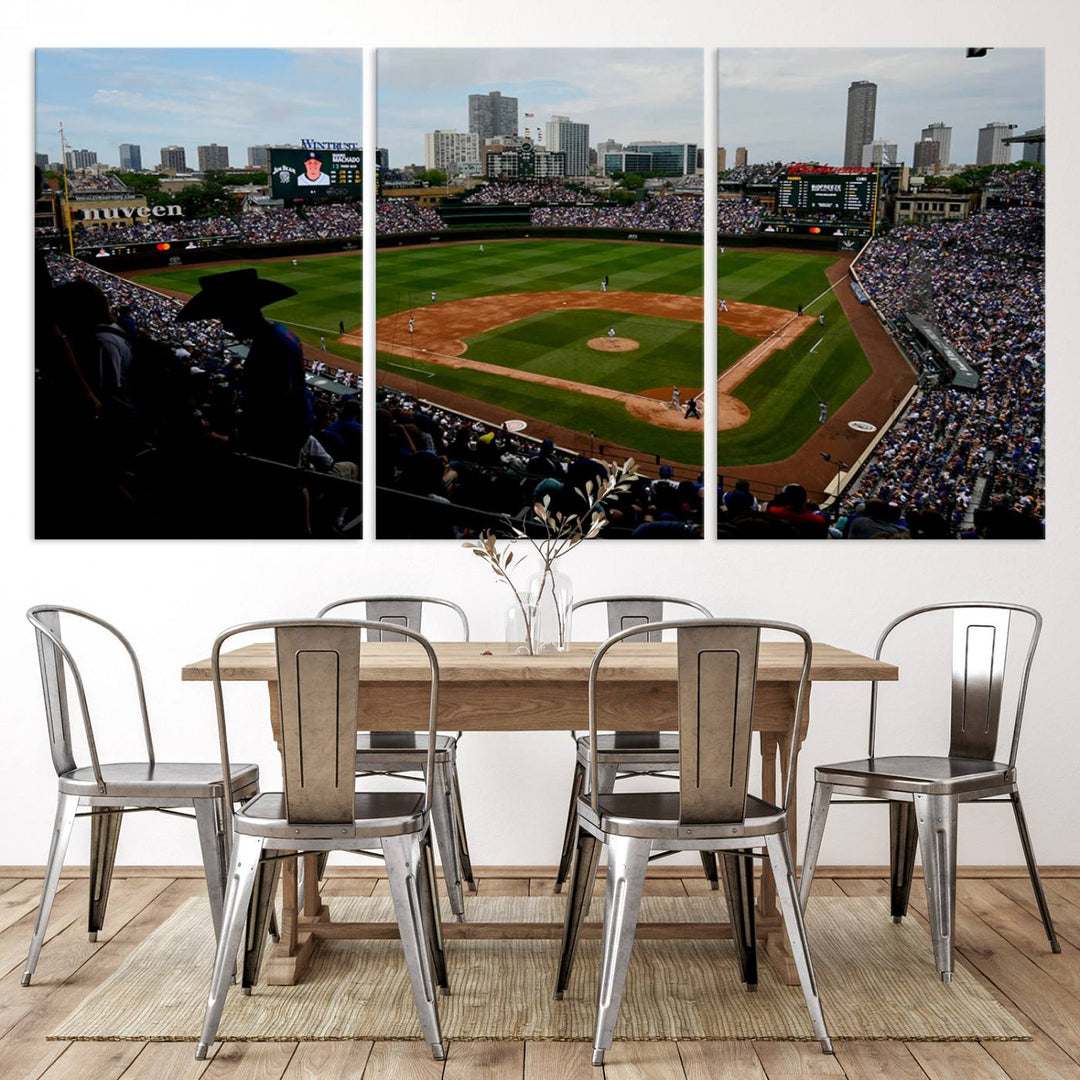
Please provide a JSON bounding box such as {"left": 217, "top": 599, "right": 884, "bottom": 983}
{"left": 50, "top": 895, "right": 1027, "bottom": 1043}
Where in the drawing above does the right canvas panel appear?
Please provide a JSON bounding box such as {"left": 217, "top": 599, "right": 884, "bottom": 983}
{"left": 716, "top": 48, "right": 1045, "bottom": 539}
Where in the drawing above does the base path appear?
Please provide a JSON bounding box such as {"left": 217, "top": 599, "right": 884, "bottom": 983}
{"left": 364, "top": 291, "right": 807, "bottom": 434}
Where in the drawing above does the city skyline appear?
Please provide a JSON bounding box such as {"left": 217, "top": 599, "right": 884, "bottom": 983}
{"left": 719, "top": 48, "right": 1044, "bottom": 167}
{"left": 378, "top": 48, "right": 702, "bottom": 168}
{"left": 34, "top": 48, "right": 362, "bottom": 167}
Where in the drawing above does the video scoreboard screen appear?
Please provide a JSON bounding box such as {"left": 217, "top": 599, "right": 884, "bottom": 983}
{"left": 270, "top": 147, "right": 362, "bottom": 200}
{"left": 776, "top": 173, "right": 874, "bottom": 215}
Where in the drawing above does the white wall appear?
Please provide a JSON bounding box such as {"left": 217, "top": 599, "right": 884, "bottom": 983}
{"left": 4, "top": 1, "right": 1078, "bottom": 872}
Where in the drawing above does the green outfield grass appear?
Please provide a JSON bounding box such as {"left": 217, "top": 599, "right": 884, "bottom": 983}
{"left": 718, "top": 248, "right": 840, "bottom": 311}
{"left": 130, "top": 256, "right": 363, "bottom": 363}
{"left": 377, "top": 239, "right": 703, "bottom": 317}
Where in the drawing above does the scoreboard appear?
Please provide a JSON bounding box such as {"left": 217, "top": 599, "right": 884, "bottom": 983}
{"left": 776, "top": 173, "right": 874, "bottom": 216}
{"left": 270, "top": 147, "right": 362, "bottom": 200}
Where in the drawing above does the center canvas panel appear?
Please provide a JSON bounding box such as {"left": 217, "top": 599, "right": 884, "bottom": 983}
{"left": 374, "top": 48, "right": 705, "bottom": 540}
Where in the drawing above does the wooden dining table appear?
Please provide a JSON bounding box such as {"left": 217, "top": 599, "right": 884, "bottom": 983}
{"left": 182, "top": 639, "right": 897, "bottom": 986}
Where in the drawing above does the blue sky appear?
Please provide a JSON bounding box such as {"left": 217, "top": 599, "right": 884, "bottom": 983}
{"left": 719, "top": 48, "right": 1045, "bottom": 166}
{"left": 378, "top": 49, "right": 703, "bottom": 169}
{"left": 35, "top": 49, "right": 362, "bottom": 167}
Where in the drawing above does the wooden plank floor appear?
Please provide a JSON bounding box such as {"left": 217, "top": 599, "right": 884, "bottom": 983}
{"left": 2, "top": 868, "right": 1077, "bottom": 1080}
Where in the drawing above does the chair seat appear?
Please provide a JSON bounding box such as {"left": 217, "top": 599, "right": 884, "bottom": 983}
{"left": 576, "top": 733, "right": 679, "bottom": 766}
{"left": 59, "top": 761, "right": 259, "bottom": 799}
{"left": 356, "top": 733, "right": 456, "bottom": 763}
{"left": 815, "top": 755, "right": 1015, "bottom": 795}
{"left": 578, "top": 790, "right": 785, "bottom": 840}
{"left": 234, "top": 791, "right": 426, "bottom": 840}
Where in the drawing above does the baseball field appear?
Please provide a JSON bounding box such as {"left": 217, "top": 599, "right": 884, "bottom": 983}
{"left": 129, "top": 239, "right": 895, "bottom": 481}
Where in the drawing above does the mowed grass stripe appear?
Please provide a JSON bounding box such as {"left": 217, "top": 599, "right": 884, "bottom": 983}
{"left": 462, "top": 309, "right": 704, "bottom": 393}
{"left": 717, "top": 290, "right": 871, "bottom": 466}
{"left": 377, "top": 350, "right": 704, "bottom": 464}
{"left": 131, "top": 257, "right": 363, "bottom": 362}
{"left": 718, "top": 249, "right": 838, "bottom": 310}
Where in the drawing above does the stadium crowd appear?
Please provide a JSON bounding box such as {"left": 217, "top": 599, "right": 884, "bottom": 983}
{"left": 838, "top": 183, "right": 1044, "bottom": 537}
{"left": 375, "top": 388, "right": 702, "bottom": 538}
{"left": 532, "top": 194, "right": 704, "bottom": 232}
{"left": 463, "top": 181, "right": 598, "bottom": 205}
{"left": 376, "top": 198, "right": 444, "bottom": 234}
{"left": 38, "top": 251, "right": 362, "bottom": 538}
{"left": 717, "top": 198, "right": 764, "bottom": 234}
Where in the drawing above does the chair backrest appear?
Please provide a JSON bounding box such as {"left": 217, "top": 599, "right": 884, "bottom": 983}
{"left": 211, "top": 619, "right": 440, "bottom": 825}
{"left": 870, "top": 602, "right": 1041, "bottom": 768}
{"left": 587, "top": 619, "right": 811, "bottom": 823}
{"left": 572, "top": 596, "right": 713, "bottom": 642}
{"left": 316, "top": 596, "right": 469, "bottom": 642}
{"left": 26, "top": 606, "right": 154, "bottom": 790}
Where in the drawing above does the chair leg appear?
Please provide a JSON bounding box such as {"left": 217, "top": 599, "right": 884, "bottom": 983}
{"left": 241, "top": 854, "right": 281, "bottom": 993}
{"left": 429, "top": 761, "right": 465, "bottom": 921}
{"left": 383, "top": 832, "right": 445, "bottom": 1060}
{"left": 889, "top": 800, "right": 920, "bottom": 923}
{"left": 554, "top": 825, "right": 602, "bottom": 999}
{"left": 592, "top": 834, "right": 651, "bottom": 1066}
{"left": 1010, "top": 790, "right": 1061, "bottom": 953}
{"left": 87, "top": 807, "right": 124, "bottom": 942}
{"left": 554, "top": 759, "right": 586, "bottom": 894}
{"left": 720, "top": 850, "right": 757, "bottom": 989}
{"left": 416, "top": 826, "right": 450, "bottom": 993}
{"left": 194, "top": 798, "right": 228, "bottom": 941}
{"left": 196, "top": 833, "right": 264, "bottom": 1060}
{"left": 595, "top": 763, "right": 619, "bottom": 795}
{"left": 798, "top": 781, "right": 833, "bottom": 912}
{"left": 913, "top": 793, "right": 958, "bottom": 981}
{"left": 700, "top": 852, "right": 720, "bottom": 891}
{"left": 765, "top": 831, "right": 833, "bottom": 1054}
{"left": 23, "top": 792, "right": 78, "bottom": 986}
{"left": 446, "top": 753, "right": 476, "bottom": 893}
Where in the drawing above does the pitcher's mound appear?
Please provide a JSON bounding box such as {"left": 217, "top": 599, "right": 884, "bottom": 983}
{"left": 588, "top": 337, "right": 639, "bottom": 353}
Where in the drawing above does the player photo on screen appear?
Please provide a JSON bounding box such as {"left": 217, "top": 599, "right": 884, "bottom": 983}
{"left": 375, "top": 48, "right": 705, "bottom": 539}
{"left": 33, "top": 48, "right": 363, "bottom": 539}
{"left": 715, "top": 47, "right": 1045, "bottom": 540}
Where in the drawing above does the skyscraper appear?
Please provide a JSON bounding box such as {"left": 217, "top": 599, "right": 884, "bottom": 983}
{"left": 861, "top": 139, "right": 897, "bottom": 167}
{"left": 423, "top": 130, "right": 481, "bottom": 176}
{"left": 734, "top": 147, "right": 748, "bottom": 167}
{"left": 198, "top": 144, "right": 230, "bottom": 170}
{"left": 247, "top": 145, "right": 271, "bottom": 168}
{"left": 64, "top": 148, "right": 97, "bottom": 170}
{"left": 160, "top": 145, "right": 187, "bottom": 172}
{"left": 718, "top": 147, "right": 727, "bottom": 172}
{"left": 976, "top": 122, "right": 1015, "bottom": 166}
{"left": 469, "top": 91, "right": 519, "bottom": 142}
{"left": 844, "top": 81, "right": 877, "bottom": 166}
{"left": 119, "top": 143, "right": 142, "bottom": 171}
{"left": 35, "top": 153, "right": 48, "bottom": 170}
{"left": 913, "top": 138, "right": 941, "bottom": 171}
{"left": 376, "top": 147, "right": 390, "bottom": 172}
{"left": 921, "top": 123, "right": 951, "bottom": 167}
{"left": 545, "top": 116, "right": 590, "bottom": 177}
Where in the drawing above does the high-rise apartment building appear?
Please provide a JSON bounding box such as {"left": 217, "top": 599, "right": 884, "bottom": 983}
{"left": 976, "top": 122, "right": 1015, "bottom": 166}
{"left": 247, "top": 145, "right": 271, "bottom": 168}
{"left": 913, "top": 138, "right": 941, "bottom": 171}
{"left": 35, "top": 153, "right": 48, "bottom": 170}
{"left": 862, "top": 139, "right": 897, "bottom": 167}
{"left": 734, "top": 147, "right": 748, "bottom": 167}
{"left": 469, "top": 91, "right": 519, "bottom": 142}
{"left": 423, "top": 130, "right": 481, "bottom": 176}
{"left": 160, "top": 145, "right": 187, "bottom": 172}
{"left": 119, "top": 144, "right": 142, "bottom": 171}
{"left": 718, "top": 147, "right": 727, "bottom": 171}
{"left": 921, "top": 123, "right": 951, "bottom": 167}
{"left": 844, "top": 81, "right": 877, "bottom": 165}
{"left": 376, "top": 147, "right": 390, "bottom": 172}
{"left": 545, "top": 116, "right": 590, "bottom": 177}
{"left": 198, "top": 143, "right": 230, "bottom": 171}
{"left": 64, "top": 148, "right": 97, "bottom": 170}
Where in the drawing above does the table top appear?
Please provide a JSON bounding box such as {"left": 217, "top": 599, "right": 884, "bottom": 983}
{"left": 182, "top": 640, "right": 897, "bottom": 684}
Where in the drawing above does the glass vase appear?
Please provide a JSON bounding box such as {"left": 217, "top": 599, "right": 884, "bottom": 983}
{"left": 505, "top": 601, "right": 539, "bottom": 655}
{"left": 527, "top": 570, "right": 573, "bottom": 653}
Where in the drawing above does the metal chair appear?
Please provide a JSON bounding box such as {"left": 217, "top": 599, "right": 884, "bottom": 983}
{"left": 554, "top": 596, "right": 716, "bottom": 893}
{"left": 316, "top": 596, "right": 474, "bottom": 919}
{"left": 197, "top": 618, "right": 447, "bottom": 1061}
{"left": 554, "top": 619, "right": 832, "bottom": 1065}
{"left": 23, "top": 606, "right": 261, "bottom": 987}
{"left": 799, "top": 602, "right": 1060, "bottom": 982}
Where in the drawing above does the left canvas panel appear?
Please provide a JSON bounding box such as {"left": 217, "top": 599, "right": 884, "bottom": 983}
{"left": 34, "top": 48, "right": 364, "bottom": 539}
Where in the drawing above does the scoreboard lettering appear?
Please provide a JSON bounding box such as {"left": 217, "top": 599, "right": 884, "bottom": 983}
{"left": 776, "top": 173, "right": 873, "bottom": 215}
{"left": 270, "top": 147, "right": 362, "bottom": 200}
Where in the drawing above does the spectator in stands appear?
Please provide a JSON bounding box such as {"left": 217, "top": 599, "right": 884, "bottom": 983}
{"left": 177, "top": 268, "right": 312, "bottom": 464}
{"left": 766, "top": 484, "right": 829, "bottom": 538}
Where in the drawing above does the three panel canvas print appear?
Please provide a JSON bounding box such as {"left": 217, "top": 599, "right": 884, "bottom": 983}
{"left": 34, "top": 48, "right": 1043, "bottom": 539}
